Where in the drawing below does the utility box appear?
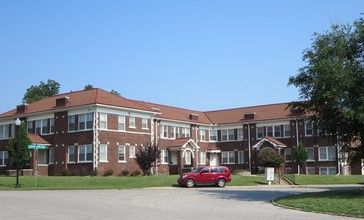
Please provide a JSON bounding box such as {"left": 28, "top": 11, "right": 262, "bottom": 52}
{"left": 265, "top": 167, "right": 275, "bottom": 185}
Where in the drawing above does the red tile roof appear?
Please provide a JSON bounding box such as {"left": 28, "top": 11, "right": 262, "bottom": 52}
{"left": 0, "top": 88, "right": 297, "bottom": 126}
{"left": 0, "top": 88, "right": 155, "bottom": 118}
{"left": 28, "top": 133, "right": 51, "bottom": 145}
{"left": 205, "top": 103, "right": 293, "bottom": 124}
{"left": 134, "top": 100, "right": 212, "bottom": 124}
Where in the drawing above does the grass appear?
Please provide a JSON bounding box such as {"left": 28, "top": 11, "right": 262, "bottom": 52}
{"left": 274, "top": 190, "right": 364, "bottom": 218}
{"left": 0, "top": 174, "right": 266, "bottom": 190}
{"left": 284, "top": 174, "right": 364, "bottom": 185}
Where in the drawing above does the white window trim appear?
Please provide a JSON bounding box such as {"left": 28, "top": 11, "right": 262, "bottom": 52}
{"left": 256, "top": 126, "right": 264, "bottom": 139}
{"left": 142, "top": 118, "right": 149, "bottom": 130}
{"left": 209, "top": 130, "right": 217, "bottom": 142}
{"left": 237, "top": 151, "right": 244, "bottom": 164}
{"left": 78, "top": 144, "right": 93, "bottom": 163}
{"left": 306, "top": 147, "right": 315, "bottom": 161}
{"left": 99, "top": 144, "right": 108, "bottom": 162}
{"left": 68, "top": 146, "right": 75, "bottom": 163}
{"left": 318, "top": 146, "right": 336, "bottom": 161}
{"left": 199, "top": 151, "right": 207, "bottom": 165}
{"left": 118, "top": 145, "right": 126, "bottom": 162}
{"left": 222, "top": 151, "right": 235, "bottom": 164}
{"left": 305, "top": 121, "right": 313, "bottom": 137}
{"left": 99, "top": 113, "right": 108, "bottom": 130}
{"left": 161, "top": 150, "right": 169, "bottom": 164}
{"left": 118, "top": 115, "right": 125, "bottom": 131}
{"left": 129, "top": 145, "right": 136, "bottom": 159}
{"left": 0, "top": 151, "right": 8, "bottom": 166}
{"left": 319, "top": 166, "right": 336, "bottom": 175}
{"left": 129, "top": 117, "right": 136, "bottom": 129}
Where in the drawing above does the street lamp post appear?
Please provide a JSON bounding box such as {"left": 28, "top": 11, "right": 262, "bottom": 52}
{"left": 15, "top": 118, "right": 21, "bottom": 188}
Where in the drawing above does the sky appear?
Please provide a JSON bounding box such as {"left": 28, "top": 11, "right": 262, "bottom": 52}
{"left": 0, "top": 1, "right": 362, "bottom": 114}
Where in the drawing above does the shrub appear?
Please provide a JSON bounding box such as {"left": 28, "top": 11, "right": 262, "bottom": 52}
{"left": 131, "top": 170, "right": 141, "bottom": 176}
{"left": 90, "top": 170, "right": 98, "bottom": 176}
{"left": 120, "top": 169, "right": 129, "bottom": 176}
{"left": 103, "top": 169, "right": 114, "bottom": 176}
{"left": 61, "top": 170, "right": 71, "bottom": 176}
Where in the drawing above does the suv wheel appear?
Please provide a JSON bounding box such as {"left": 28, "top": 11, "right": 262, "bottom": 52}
{"left": 186, "top": 179, "right": 195, "bottom": 188}
{"left": 217, "top": 178, "right": 226, "bottom": 187}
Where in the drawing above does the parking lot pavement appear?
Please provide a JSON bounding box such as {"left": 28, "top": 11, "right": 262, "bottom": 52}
{"left": 0, "top": 185, "right": 361, "bottom": 220}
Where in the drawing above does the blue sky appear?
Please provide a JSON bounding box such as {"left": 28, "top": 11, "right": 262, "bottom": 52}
{"left": 0, "top": 1, "right": 362, "bottom": 114}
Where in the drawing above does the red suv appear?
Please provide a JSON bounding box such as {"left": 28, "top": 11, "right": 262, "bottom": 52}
{"left": 177, "top": 166, "right": 232, "bottom": 188}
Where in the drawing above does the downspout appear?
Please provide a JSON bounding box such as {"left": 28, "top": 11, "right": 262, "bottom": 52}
{"left": 93, "top": 108, "right": 98, "bottom": 171}
{"left": 295, "top": 119, "right": 300, "bottom": 174}
{"left": 247, "top": 123, "right": 251, "bottom": 172}
{"left": 195, "top": 124, "right": 199, "bottom": 167}
{"left": 336, "top": 134, "right": 341, "bottom": 175}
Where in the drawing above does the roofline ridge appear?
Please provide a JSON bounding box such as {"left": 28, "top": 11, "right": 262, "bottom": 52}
{"left": 204, "top": 102, "right": 291, "bottom": 113}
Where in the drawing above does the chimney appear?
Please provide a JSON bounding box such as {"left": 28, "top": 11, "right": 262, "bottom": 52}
{"left": 56, "top": 96, "right": 69, "bottom": 107}
{"left": 189, "top": 113, "right": 199, "bottom": 121}
{"left": 16, "top": 104, "right": 28, "bottom": 113}
{"left": 244, "top": 112, "right": 256, "bottom": 120}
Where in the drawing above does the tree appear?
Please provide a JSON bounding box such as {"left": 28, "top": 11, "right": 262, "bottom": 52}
{"left": 23, "top": 79, "right": 60, "bottom": 103}
{"left": 7, "top": 121, "right": 31, "bottom": 169}
{"left": 134, "top": 145, "right": 161, "bottom": 176}
{"left": 296, "top": 142, "right": 308, "bottom": 174}
{"left": 259, "top": 147, "right": 285, "bottom": 168}
{"left": 288, "top": 17, "right": 364, "bottom": 163}
{"left": 84, "top": 84, "right": 94, "bottom": 90}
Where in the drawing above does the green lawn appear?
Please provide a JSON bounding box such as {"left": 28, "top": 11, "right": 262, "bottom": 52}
{"left": 284, "top": 174, "right": 364, "bottom": 185}
{"left": 274, "top": 190, "right": 364, "bottom": 218}
{"left": 0, "top": 174, "right": 266, "bottom": 190}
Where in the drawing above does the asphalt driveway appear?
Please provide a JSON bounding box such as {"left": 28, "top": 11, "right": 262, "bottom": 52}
{"left": 0, "top": 185, "right": 361, "bottom": 220}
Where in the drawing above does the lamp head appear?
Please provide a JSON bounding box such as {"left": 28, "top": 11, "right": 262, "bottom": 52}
{"left": 15, "top": 118, "right": 21, "bottom": 126}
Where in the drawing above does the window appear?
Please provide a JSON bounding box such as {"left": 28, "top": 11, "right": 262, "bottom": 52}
{"left": 257, "top": 127, "right": 264, "bottom": 139}
{"left": 49, "top": 147, "right": 54, "bottom": 164}
{"left": 86, "top": 113, "right": 93, "bottom": 129}
{"left": 305, "top": 121, "right": 313, "bottom": 136}
{"left": 161, "top": 125, "right": 169, "bottom": 138}
{"left": 307, "top": 147, "right": 315, "bottom": 161}
{"left": 50, "top": 118, "right": 55, "bottom": 134}
{"left": 27, "top": 122, "right": 33, "bottom": 133}
{"left": 78, "top": 145, "right": 93, "bottom": 162}
{"left": 42, "top": 119, "right": 48, "bottom": 134}
{"left": 181, "top": 127, "right": 190, "bottom": 138}
{"left": 221, "top": 129, "right": 235, "bottom": 141}
{"left": 129, "top": 117, "right": 136, "bottom": 128}
{"left": 200, "top": 152, "right": 206, "bottom": 165}
{"left": 228, "top": 129, "right": 234, "bottom": 140}
{"left": 36, "top": 120, "right": 42, "bottom": 134}
{"left": 221, "top": 130, "right": 227, "bottom": 141}
{"left": 237, "top": 151, "right": 244, "bottom": 164}
{"left": 118, "top": 115, "right": 125, "bottom": 131}
{"left": 284, "top": 124, "right": 291, "bottom": 137}
{"left": 142, "top": 118, "right": 148, "bottom": 129}
{"left": 184, "top": 151, "right": 192, "bottom": 165}
{"left": 319, "top": 146, "right": 336, "bottom": 161}
{"left": 237, "top": 129, "right": 243, "bottom": 140}
{"left": 274, "top": 125, "right": 281, "bottom": 137}
{"left": 38, "top": 150, "right": 47, "bottom": 164}
{"left": 0, "top": 124, "right": 10, "bottom": 140}
{"left": 129, "top": 145, "right": 136, "bottom": 158}
{"left": 266, "top": 126, "right": 273, "bottom": 137}
{"left": 68, "top": 146, "right": 75, "bottom": 163}
{"left": 222, "top": 151, "right": 234, "bottom": 164}
{"left": 306, "top": 167, "right": 315, "bottom": 175}
{"left": 200, "top": 129, "right": 206, "bottom": 141}
{"left": 161, "top": 150, "right": 169, "bottom": 164}
{"left": 209, "top": 130, "right": 217, "bottom": 141}
{"left": 68, "top": 115, "right": 76, "bottom": 131}
{"left": 100, "top": 113, "right": 107, "bottom": 129}
{"left": 118, "top": 145, "right": 126, "bottom": 161}
{"left": 284, "top": 148, "right": 292, "bottom": 161}
{"left": 172, "top": 127, "right": 179, "bottom": 139}
{"left": 78, "top": 114, "right": 86, "bottom": 130}
{"left": 0, "top": 151, "right": 8, "bottom": 166}
{"left": 99, "top": 144, "right": 108, "bottom": 162}
{"left": 319, "top": 167, "right": 336, "bottom": 175}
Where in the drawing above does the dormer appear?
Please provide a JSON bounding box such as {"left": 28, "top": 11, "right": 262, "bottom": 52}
{"left": 244, "top": 112, "right": 256, "bottom": 120}
{"left": 189, "top": 113, "right": 199, "bottom": 121}
{"left": 56, "top": 96, "right": 69, "bottom": 107}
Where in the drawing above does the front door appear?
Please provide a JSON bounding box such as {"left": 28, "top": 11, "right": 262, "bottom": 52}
{"left": 209, "top": 153, "right": 218, "bottom": 166}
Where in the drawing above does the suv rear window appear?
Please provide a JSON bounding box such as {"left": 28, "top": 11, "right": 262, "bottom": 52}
{"left": 219, "top": 167, "right": 227, "bottom": 173}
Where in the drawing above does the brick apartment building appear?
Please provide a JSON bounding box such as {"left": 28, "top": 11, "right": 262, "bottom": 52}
{"left": 0, "top": 88, "right": 362, "bottom": 176}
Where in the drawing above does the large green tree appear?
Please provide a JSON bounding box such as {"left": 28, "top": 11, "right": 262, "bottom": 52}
{"left": 7, "top": 121, "right": 31, "bottom": 169}
{"left": 23, "top": 79, "right": 60, "bottom": 103}
{"left": 288, "top": 17, "right": 364, "bottom": 163}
